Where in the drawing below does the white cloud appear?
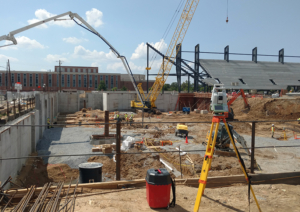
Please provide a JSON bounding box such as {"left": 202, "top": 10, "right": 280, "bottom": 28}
{"left": 2, "top": 36, "right": 46, "bottom": 50}
{"left": 73, "top": 45, "right": 117, "bottom": 61}
{"left": 107, "top": 61, "right": 144, "bottom": 72}
{"left": 107, "top": 62, "right": 123, "bottom": 71}
{"left": 63, "top": 37, "right": 88, "bottom": 44}
{"left": 0, "top": 54, "right": 18, "bottom": 63}
{"left": 86, "top": 8, "right": 103, "bottom": 27}
{"left": 27, "top": 9, "right": 75, "bottom": 28}
{"left": 41, "top": 69, "right": 47, "bottom": 71}
{"left": 44, "top": 54, "right": 68, "bottom": 63}
{"left": 27, "top": 9, "right": 104, "bottom": 29}
{"left": 131, "top": 39, "right": 168, "bottom": 60}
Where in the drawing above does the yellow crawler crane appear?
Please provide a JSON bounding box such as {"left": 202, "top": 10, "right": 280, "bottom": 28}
{"left": 131, "top": 0, "right": 200, "bottom": 112}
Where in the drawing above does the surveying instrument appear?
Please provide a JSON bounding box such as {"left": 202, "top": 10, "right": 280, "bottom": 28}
{"left": 193, "top": 84, "right": 261, "bottom": 212}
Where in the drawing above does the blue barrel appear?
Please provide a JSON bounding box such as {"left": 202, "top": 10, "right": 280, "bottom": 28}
{"left": 79, "top": 162, "right": 103, "bottom": 183}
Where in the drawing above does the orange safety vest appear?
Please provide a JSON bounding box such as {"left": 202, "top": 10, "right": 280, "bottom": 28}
{"left": 271, "top": 127, "right": 275, "bottom": 132}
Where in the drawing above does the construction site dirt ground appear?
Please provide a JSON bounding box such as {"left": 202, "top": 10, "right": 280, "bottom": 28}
{"left": 15, "top": 97, "right": 300, "bottom": 185}
{"left": 73, "top": 184, "right": 300, "bottom": 212}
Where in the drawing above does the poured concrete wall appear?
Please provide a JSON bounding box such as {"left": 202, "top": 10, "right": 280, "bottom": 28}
{"left": 86, "top": 92, "right": 103, "bottom": 110}
{"left": 103, "top": 92, "right": 178, "bottom": 112}
{"left": 58, "top": 92, "right": 79, "bottom": 113}
{"left": 0, "top": 92, "right": 58, "bottom": 188}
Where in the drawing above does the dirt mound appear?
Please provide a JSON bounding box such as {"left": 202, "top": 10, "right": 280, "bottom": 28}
{"left": 88, "top": 149, "right": 165, "bottom": 180}
{"left": 14, "top": 154, "right": 79, "bottom": 188}
{"left": 232, "top": 98, "right": 300, "bottom": 120}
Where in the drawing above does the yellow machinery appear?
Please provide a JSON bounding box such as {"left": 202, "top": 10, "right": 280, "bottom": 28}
{"left": 193, "top": 116, "right": 261, "bottom": 212}
{"left": 131, "top": 0, "right": 200, "bottom": 112}
{"left": 175, "top": 124, "right": 188, "bottom": 137}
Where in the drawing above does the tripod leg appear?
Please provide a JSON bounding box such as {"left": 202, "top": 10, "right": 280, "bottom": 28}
{"left": 223, "top": 122, "right": 262, "bottom": 212}
{"left": 194, "top": 122, "right": 219, "bottom": 212}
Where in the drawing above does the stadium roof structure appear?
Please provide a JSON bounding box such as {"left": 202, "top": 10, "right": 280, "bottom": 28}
{"left": 200, "top": 59, "right": 300, "bottom": 90}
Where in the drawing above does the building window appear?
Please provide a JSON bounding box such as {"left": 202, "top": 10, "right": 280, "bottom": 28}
{"left": 17, "top": 74, "right": 20, "bottom": 83}
{"left": 78, "top": 75, "right": 81, "bottom": 87}
{"left": 61, "top": 67, "right": 65, "bottom": 72}
{"left": 116, "top": 76, "right": 118, "bottom": 88}
{"left": 62, "top": 75, "right": 65, "bottom": 87}
{"left": 94, "top": 68, "right": 96, "bottom": 73}
{"left": 110, "top": 76, "right": 114, "bottom": 89}
{"left": 83, "top": 68, "right": 86, "bottom": 73}
{"left": 100, "top": 75, "right": 103, "bottom": 81}
{"left": 73, "top": 68, "right": 75, "bottom": 72}
{"left": 83, "top": 75, "right": 87, "bottom": 87}
{"left": 88, "top": 68, "right": 91, "bottom": 73}
{"left": 105, "top": 76, "right": 108, "bottom": 87}
{"left": 67, "top": 75, "right": 70, "bottom": 87}
{"left": 35, "top": 74, "right": 38, "bottom": 87}
{"left": 72, "top": 75, "right": 76, "bottom": 87}
{"left": 41, "top": 74, "right": 44, "bottom": 85}
{"left": 23, "top": 74, "right": 27, "bottom": 87}
{"left": 29, "top": 74, "right": 33, "bottom": 87}
{"left": 89, "top": 75, "right": 92, "bottom": 88}
{"left": 95, "top": 77, "right": 98, "bottom": 89}
{"left": 11, "top": 73, "right": 15, "bottom": 85}
{"left": 49, "top": 74, "right": 52, "bottom": 87}
{"left": 67, "top": 68, "right": 70, "bottom": 72}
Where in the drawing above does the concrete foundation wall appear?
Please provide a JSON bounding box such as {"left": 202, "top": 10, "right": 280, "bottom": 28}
{"left": 0, "top": 92, "right": 58, "bottom": 188}
{"left": 58, "top": 91, "right": 179, "bottom": 112}
{"left": 103, "top": 92, "right": 178, "bottom": 112}
{"left": 58, "top": 92, "right": 79, "bottom": 113}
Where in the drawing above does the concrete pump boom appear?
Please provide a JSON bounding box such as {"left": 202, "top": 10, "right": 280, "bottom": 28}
{"left": 0, "top": 11, "right": 145, "bottom": 107}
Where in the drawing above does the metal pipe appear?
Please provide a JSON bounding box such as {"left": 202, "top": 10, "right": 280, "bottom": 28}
{"left": 116, "top": 121, "right": 121, "bottom": 180}
{"left": 251, "top": 122, "right": 256, "bottom": 173}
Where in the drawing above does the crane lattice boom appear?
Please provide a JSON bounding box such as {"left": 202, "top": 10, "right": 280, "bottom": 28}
{"left": 146, "top": 0, "right": 200, "bottom": 108}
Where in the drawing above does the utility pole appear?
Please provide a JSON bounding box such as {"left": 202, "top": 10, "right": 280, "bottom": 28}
{"left": 57, "top": 60, "right": 62, "bottom": 92}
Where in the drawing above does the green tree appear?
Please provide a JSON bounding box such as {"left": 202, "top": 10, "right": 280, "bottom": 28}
{"left": 163, "top": 83, "right": 171, "bottom": 91}
{"left": 97, "top": 80, "right": 107, "bottom": 91}
{"left": 111, "top": 87, "right": 117, "bottom": 91}
{"left": 121, "top": 86, "right": 127, "bottom": 91}
{"left": 169, "top": 82, "right": 178, "bottom": 91}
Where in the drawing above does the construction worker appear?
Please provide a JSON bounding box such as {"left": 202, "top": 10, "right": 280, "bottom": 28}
{"left": 271, "top": 124, "right": 275, "bottom": 138}
{"left": 297, "top": 118, "right": 300, "bottom": 124}
{"left": 125, "top": 113, "right": 128, "bottom": 125}
{"left": 47, "top": 118, "right": 52, "bottom": 129}
{"left": 117, "top": 113, "right": 120, "bottom": 122}
{"left": 129, "top": 114, "right": 133, "bottom": 126}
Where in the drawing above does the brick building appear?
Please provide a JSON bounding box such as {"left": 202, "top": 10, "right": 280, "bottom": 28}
{"left": 0, "top": 66, "right": 154, "bottom": 92}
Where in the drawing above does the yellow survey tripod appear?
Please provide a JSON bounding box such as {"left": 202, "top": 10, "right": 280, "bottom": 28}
{"left": 194, "top": 115, "right": 261, "bottom": 212}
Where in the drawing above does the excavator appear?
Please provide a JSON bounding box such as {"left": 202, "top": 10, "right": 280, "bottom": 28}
{"left": 130, "top": 0, "right": 200, "bottom": 113}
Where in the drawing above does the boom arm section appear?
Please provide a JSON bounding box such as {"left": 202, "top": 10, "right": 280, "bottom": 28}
{"left": 227, "top": 89, "right": 250, "bottom": 112}
{"left": 0, "top": 11, "right": 145, "bottom": 106}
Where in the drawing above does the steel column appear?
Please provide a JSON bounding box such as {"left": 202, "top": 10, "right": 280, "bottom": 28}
{"left": 252, "top": 47, "right": 257, "bottom": 63}
{"left": 279, "top": 48, "right": 284, "bottom": 64}
{"left": 224, "top": 45, "right": 229, "bottom": 62}
{"left": 104, "top": 110, "right": 109, "bottom": 136}
{"left": 116, "top": 122, "right": 121, "bottom": 180}
{"left": 176, "top": 44, "right": 182, "bottom": 93}
{"left": 194, "top": 44, "right": 199, "bottom": 92}
{"left": 251, "top": 122, "right": 256, "bottom": 173}
{"left": 188, "top": 75, "right": 190, "bottom": 93}
{"left": 147, "top": 44, "right": 149, "bottom": 93}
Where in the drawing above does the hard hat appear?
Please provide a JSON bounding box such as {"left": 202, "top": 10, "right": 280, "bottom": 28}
{"left": 272, "top": 124, "right": 274, "bottom": 126}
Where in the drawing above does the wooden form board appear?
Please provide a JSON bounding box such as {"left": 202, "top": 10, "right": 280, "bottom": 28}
{"left": 6, "top": 171, "right": 300, "bottom": 197}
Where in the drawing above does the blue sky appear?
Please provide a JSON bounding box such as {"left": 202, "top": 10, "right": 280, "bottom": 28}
{"left": 1, "top": 0, "right": 300, "bottom": 83}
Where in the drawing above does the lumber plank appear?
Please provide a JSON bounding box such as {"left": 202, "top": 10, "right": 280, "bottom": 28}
{"left": 6, "top": 171, "right": 300, "bottom": 196}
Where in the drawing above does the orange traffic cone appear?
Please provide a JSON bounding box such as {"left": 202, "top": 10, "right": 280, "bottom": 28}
{"left": 185, "top": 136, "right": 188, "bottom": 144}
